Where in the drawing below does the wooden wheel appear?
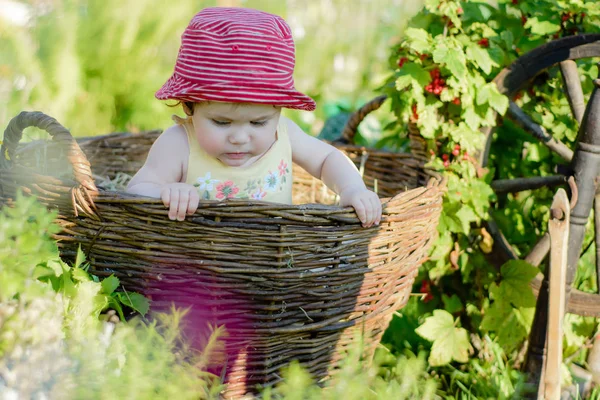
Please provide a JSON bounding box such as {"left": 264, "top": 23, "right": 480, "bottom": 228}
{"left": 482, "top": 34, "right": 600, "bottom": 317}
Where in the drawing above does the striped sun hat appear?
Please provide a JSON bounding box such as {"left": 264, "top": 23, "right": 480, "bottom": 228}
{"left": 155, "top": 7, "right": 316, "bottom": 111}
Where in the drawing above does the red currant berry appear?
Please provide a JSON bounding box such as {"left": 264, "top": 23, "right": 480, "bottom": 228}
{"left": 478, "top": 38, "right": 489, "bottom": 48}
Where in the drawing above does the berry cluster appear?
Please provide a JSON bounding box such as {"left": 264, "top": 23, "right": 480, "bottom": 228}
{"left": 419, "top": 279, "right": 434, "bottom": 303}
{"left": 477, "top": 38, "right": 489, "bottom": 48}
{"left": 437, "top": 144, "right": 467, "bottom": 168}
{"left": 425, "top": 68, "right": 446, "bottom": 96}
{"left": 558, "top": 11, "right": 586, "bottom": 36}
{"left": 452, "top": 143, "right": 461, "bottom": 157}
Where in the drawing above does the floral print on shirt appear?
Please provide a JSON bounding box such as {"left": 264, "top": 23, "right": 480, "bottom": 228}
{"left": 215, "top": 181, "right": 239, "bottom": 199}
{"left": 193, "top": 158, "right": 291, "bottom": 201}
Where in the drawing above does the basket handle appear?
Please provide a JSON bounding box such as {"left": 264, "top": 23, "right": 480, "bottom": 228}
{"left": 338, "top": 95, "right": 388, "bottom": 144}
{"left": 1, "top": 111, "right": 98, "bottom": 193}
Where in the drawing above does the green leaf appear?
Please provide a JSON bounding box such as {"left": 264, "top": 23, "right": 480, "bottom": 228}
{"left": 498, "top": 260, "right": 540, "bottom": 308}
{"left": 101, "top": 274, "right": 120, "bottom": 295}
{"left": 500, "top": 30, "right": 514, "bottom": 48}
{"left": 72, "top": 267, "right": 92, "bottom": 283}
{"left": 463, "top": 106, "right": 481, "bottom": 131}
{"left": 440, "top": 202, "right": 465, "bottom": 233}
{"left": 456, "top": 205, "right": 478, "bottom": 233}
{"left": 416, "top": 310, "right": 470, "bottom": 366}
{"left": 396, "top": 62, "right": 431, "bottom": 89}
{"left": 60, "top": 269, "right": 78, "bottom": 298}
{"left": 107, "top": 296, "right": 126, "bottom": 321}
{"left": 448, "top": 122, "right": 484, "bottom": 154}
{"left": 468, "top": 180, "right": 495, "bottom": 217}
{"left": 476, "top": 83, "right": 492, "bottom": 105}
{"left": 462, "top": 2, "right": 493, "bottom": 22}
{"left": 488, "top": 86, "right": 509, "bottom": 115}
{"left": 525, "top": 17, "right": 560, "bottom": 35}
{"left": 476, "top": 83, "right": 508, "bottom": 114}
{"left": 445, "top": 48, "right": 467, "bottom": 80}
{"left": 424, "top": 0, "right": 441, "bottom": 10}
{"left": 418, "top": 105, "right": 440, "bottom": 139}
{"left": 44, "top": 259, "right": 64, "bottom": 277}
{"left": 75, "top": 245, "right": 86, "bottom": 269}
{"left": 433, "top": 44, "right": 467, "bottom": 79}
{"left": 430, "top": 231, "right": 454, "bottom": 261}
{"left": 116, "top": 291, "right": 150, "bottom": 316}
{"left": 466, "top": 44, "right": 495, "bottom": 75}
{"left": 481, "top": 297, "right": 531, "bottom": 352}
{"left": 442, "top": 294, "right": 464, "bottom": 314}
{"left": 404, "top": 28, "right": 431, "bottom": 53}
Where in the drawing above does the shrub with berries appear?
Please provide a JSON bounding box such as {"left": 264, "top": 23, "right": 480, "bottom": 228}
{"left": 380, "top": 0, "right": 600, "bottom": 396}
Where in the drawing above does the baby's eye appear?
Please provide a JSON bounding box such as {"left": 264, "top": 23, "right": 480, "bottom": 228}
{"left": 211, "top": 119, "right": 231, "bottom": 126}
{"left": 250, "top": 120, "right": 267, "bottom": 127}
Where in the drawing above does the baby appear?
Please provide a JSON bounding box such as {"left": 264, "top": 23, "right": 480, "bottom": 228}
{"left": 127, "top": 7, "right": 381, "bottom": 227}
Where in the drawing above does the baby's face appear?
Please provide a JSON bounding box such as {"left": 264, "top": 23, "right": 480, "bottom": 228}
{"left": 191, "top": 102, "right": 281, "bottom": 167}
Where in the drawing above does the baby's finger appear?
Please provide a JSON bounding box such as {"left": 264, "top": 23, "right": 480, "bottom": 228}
{"left": 360, "top": 198, "right": 375, "bottom": 227}
{"left": 370, "top": 196, "right": 382, "bottom": 225}
{"left": 177, "top": 190, "right": 189, "bottom": 221}
{"left": 353, "top": 200, "right": 367, "bottom": 226}
{"left": 375, "top": 198, "right": 382, "bottom": 225}
{"left": 187, "top": 190, "right": 200, "bottom": 215}
{"left": 161, "top": 188, "right": 171, "bottom": 208}
{"left": 169, "top": 189, "right": 179, "bottom": 220}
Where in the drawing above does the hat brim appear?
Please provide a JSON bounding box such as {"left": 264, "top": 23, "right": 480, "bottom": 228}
{"left": 156, "top": 73, "right": 316, "bottom": 111}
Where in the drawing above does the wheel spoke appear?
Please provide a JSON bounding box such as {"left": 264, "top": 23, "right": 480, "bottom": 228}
{"left": 491, "top": 175, "right": 567, "bottom": 194}
{"left": 559, "top": 60, "right": 586, "bottom": 125}
{"left": 508, "top": 101, "right": 574, "bottom": 161}
{"left": 485, "top": 219, "right": 518, "bottom": 260}
{"left": 595, "top": 194, "right": 600, "bottom": 294}
{"left": 530, "top": 275, "right": 600, "bottom": 317}
{"left": 525, "top": 233, "right": 550, "bottom": 267}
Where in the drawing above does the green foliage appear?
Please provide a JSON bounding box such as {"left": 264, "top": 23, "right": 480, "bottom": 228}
{"left": 416, "top": 309, "right": 471, "bottom": 366}
{"left": 380, "top": 0, "right": 600, "bottom": 398}
{"left": 1, "top": 193, "right": 447, "bottom": 399}
{"left": 1, "top": 0, "right": 416, "bottom": 138}
{"left": 0, "top": 194, "right": 222, "bottom": 399}
{"left": 262, "top": 343, "right": 438, "bottom": 400}
{"left": 480, "top": 261, "right": 538, "bottom": 352}
{"left": 0, "top": 193, "right": 60, "bottom": 302}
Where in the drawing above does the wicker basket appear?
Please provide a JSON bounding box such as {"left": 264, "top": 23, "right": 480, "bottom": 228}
{"left": 0, "top": 102, "right": 444, "bottom": 398}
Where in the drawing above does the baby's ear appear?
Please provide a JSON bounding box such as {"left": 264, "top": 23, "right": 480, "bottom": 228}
{"left": 183, "top": 102, "right": 194, "bottom": 116}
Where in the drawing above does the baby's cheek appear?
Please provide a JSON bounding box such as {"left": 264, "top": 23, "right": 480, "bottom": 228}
{"left": 196, "top": 134, "right": 225, "bottom": 157}
{"left": 258, "top": 131, "right": 277, "bottom": 152}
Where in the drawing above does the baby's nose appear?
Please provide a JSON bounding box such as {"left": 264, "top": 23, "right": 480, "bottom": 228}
{"left": 229, "top": 129, "right": 250, "bottom": 144}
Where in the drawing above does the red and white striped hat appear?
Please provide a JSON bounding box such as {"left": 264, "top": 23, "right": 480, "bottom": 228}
{"left": 156, "top": 7, "right": 316, "bottom": 111}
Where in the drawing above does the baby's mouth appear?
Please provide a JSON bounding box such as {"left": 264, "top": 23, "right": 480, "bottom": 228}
{"left": 224, "top": 152, "right": 250, "bottom": 160}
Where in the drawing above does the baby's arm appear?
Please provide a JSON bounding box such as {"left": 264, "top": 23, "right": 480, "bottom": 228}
{"left": 126, "top": 126, "right": 199, "bottom": 221}
{"left": 286, "top": 118, "right": 382, "bottom": 227}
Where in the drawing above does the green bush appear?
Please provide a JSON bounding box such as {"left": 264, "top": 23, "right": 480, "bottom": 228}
{"left": 1, "top": 0, "right": 417, "bottom": 137}
{"left": 0, "top": 193, "right": 442, "bottom": 398}
{"left": 0, "top": 193, "right": 223, "bottom": 399}
{"left": 380, "top": 0, "right": 600, "bottom": 397}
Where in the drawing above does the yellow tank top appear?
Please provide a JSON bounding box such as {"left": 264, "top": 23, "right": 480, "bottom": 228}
{"left": 176, "top": 116, "right": 293, "bottom": 204}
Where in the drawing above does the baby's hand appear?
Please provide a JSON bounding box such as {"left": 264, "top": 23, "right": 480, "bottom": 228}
{"left": 160, "top": 183, "right": 200, "bottom": 221}
{"left": 339, "top": 186, "right": 382, "bottom": 228}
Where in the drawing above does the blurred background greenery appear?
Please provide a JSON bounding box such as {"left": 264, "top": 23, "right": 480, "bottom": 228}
{"left": 0, "top": 0, "right": 422, "bottom": 139}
